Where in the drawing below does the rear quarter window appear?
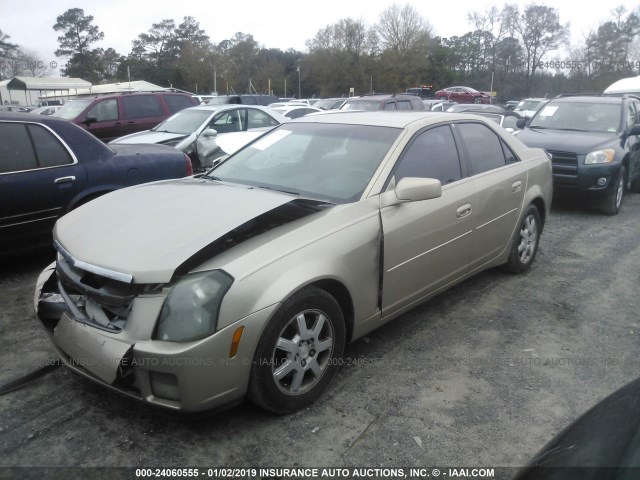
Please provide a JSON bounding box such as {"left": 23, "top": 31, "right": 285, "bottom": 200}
{"left": 122, "top": 95, "right": 164, "bottom": 119}
{"left": 164, "top": 94, "right": 196, "bottom": 114}
{"left": 28, "top": 124, "right": 74, "bottom": 168}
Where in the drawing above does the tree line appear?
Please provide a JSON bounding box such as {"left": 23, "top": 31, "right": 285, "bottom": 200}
{"left": 1, "top": 3, "right": 639, "bottom": 101}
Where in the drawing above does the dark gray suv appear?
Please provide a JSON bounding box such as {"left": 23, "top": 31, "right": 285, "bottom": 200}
{"left": 516, "top": 94, "right": 640, "bottom": 215}
{"left": 207, "top": 94, "right": 279, "bottom": 106}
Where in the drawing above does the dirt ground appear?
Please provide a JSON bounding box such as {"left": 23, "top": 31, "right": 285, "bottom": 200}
{"left": 1, "top": 194, "right": 640, "bottom": 480}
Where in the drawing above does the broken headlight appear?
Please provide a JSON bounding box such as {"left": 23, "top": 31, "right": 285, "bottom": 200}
{"left": 155, "top": 270, "right": 233, "bottom": 342}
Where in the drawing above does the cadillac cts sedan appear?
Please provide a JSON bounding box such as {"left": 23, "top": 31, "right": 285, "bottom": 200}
{"left": 34, "top": 112, "right": 552, "bottom": 413}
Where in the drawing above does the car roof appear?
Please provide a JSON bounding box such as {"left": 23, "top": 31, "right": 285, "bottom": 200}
{"left": 0, "top": 111, "right": 74, "bottom": 126}
{"left": 347, "top": 94, "right": 416, "bottom": 101}
{"left": 548, "top": 95, "right": 625, "bottom": 104}
{"left": 271, "top": 105, "right": 321, "bottom": 112}
{"left": 287, "top": 110, "right": 486, "bottom": 128}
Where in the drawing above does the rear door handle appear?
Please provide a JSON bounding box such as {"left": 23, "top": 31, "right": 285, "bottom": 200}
{"left": 512, "top": 180, "right": 523, "bottom": 193}
{"left": 456, "top": 203, "right": 472, "bottom": 218}
{"left": 54, "top": 176, "right": 76, "bottom": 184}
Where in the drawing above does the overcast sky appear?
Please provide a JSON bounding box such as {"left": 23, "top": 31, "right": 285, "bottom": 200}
{"left": 2, "top": 0, "right": 638, "bottom": 75}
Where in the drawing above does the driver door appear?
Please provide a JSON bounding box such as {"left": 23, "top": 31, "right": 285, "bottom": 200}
{"left": 380, "top": 124, "right": 476, "bottom": 318}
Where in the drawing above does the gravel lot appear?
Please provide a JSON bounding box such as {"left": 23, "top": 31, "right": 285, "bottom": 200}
{"left": 1, "top": 193, "right": 639, "bottom": 479}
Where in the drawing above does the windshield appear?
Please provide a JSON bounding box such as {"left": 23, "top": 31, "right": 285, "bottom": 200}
{"left": 53, "top": 99, "right": 94, "bottom": 119}
{"left": 314, "top": 99, "right": 342, "bottom": 110}
{"left": 341, "top": 100, "right": 383, "bottom": 111}
{"left": 207, "top": 97, "right": 232, "bottom": 105}
{"left": 517, "top": 99, "right": 544, "bottom": 111}
{"left": 529, "top": 102, "right": 622, "bottom": 133}
{"left": 153, "top": 109, "right": 213, "bottom": 134}
{"left": 209, "top": 123, "right": 401, "bottom": 203}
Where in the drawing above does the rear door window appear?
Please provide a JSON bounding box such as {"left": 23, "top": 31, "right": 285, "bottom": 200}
{"left": 247, "top": 108, "right": 278, "bottom": 128}
{"left": 0, "top": 123, "right": 73, "bottom": 173}
{"left": 122, "top": 95, "right": 163, "bottom": 119}
{"left": 28, "top": 124, "right": 74, "bottom": 168}
{"left": 456, "top": 122, "right": 506, "bottom": 175}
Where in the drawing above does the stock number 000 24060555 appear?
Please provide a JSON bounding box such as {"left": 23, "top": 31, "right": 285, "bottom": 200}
{"left": 538, "top": 60, "right": 640, "bottom": 70}
{"left": 135, "top": 468, "right": 257, "bottom": 478}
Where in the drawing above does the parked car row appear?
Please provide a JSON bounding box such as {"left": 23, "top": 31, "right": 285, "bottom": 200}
{"left": 12, "top": 84, "right": 640, "bottom": 419}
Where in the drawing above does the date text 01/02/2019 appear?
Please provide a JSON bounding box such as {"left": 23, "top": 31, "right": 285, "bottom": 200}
{"left": 537, "top": 60, "right": 640, "bottom": 70}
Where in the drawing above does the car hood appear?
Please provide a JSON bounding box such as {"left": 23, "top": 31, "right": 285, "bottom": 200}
{"left": 516, "top": 128, "right": 618, "bottom": 155}
{"left": 54, "top": 179, "right": 308, "bottom": 283}
{"left": 111, "top": 130, "right": 188, "bottom": 145}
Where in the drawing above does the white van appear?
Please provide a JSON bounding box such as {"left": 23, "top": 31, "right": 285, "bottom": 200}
{"left": 604, "top": 75, "right": 640, "bottom": 95}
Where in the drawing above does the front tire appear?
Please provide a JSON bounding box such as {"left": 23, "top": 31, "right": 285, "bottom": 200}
{"left": 600, "top": 166, "right": 625, "bottom": 215}
{"left": 503, "top": 205, "right": 541, "bottom": 273}
{"left": 247, "top": 286, "right": 345, "bottom": 414}
{"left": 474, "top": 96, "right": 483, "bottom": 104}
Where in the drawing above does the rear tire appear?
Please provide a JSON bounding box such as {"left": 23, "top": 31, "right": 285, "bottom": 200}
{"left": 247, "top": 286, "right": 345, "bottom": 414}
{"left": 503, "top": 205, "right": 541, "bottom": 274}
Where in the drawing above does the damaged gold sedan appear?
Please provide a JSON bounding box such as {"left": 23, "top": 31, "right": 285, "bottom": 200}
{"left": 35, "top": 111, "right": 552, "bottom": 413}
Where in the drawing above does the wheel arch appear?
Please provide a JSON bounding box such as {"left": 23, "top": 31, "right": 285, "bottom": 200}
{"left": 529, "top": 196, "right": 547, "bottom": 230}
{"left": 306, "top": 278, "right": 355, "bottom": 343}
{"left": 620, "top": 153, "right": 630, "bottom": 184}
{"left": 66, "top": 187, "right": 115, "bottom": 212}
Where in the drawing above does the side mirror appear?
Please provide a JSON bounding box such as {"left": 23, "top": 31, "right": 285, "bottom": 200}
{"left": 84, "top": 116, "right": 97, "bottom": 125}
{"left": 395, "top": 177, "right": 442, "bottom": 202}
{"left": 201, "top": 128, "right": 218, "bottom": 138}
{"left": 516, "top": 118, "right": 527, "bottom": 129}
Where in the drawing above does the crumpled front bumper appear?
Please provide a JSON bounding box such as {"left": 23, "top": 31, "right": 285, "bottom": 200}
{"left": 33, "top": 261, "right": 276, "bottom": 412}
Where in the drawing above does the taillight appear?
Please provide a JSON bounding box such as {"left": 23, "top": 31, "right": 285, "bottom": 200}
{"left": 183, "top": 153, "right": 193, "bottom": 176}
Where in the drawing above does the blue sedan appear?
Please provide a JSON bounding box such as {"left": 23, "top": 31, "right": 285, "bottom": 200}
{"left": 0, "top": 112, "right": 194, "bottom": 257}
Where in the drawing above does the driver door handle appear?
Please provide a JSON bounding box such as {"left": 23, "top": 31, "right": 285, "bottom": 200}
{"left": 512, "top": 180, "right": 523, "bottom": 193}
{"left": 456, "top": 203, "right": 472, "bottom": 218}
{"left": 54, "top": 176, "right": 76, "bottom": 184}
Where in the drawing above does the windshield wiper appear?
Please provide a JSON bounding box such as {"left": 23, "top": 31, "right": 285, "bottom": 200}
{"left": 201, "top": 173, "right": 222, "bottom": 181}
{"left": 258, "top": 185, "right": 300, "bottom": 196}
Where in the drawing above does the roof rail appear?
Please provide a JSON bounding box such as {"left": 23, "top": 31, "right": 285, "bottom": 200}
{"left": 553, "top": 93, "right": 603, "bottom": 98}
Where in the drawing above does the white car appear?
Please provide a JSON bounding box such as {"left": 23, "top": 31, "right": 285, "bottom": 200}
{"left": 110, "top": 105, "right": 286, "bottom": 171}
{"left": 268, "top": 105, "right": 323, "bottom": 119}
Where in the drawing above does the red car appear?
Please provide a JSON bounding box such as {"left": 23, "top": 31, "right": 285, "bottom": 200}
{"left": 435, "top": 86, "right": 491, "bottom": 104}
